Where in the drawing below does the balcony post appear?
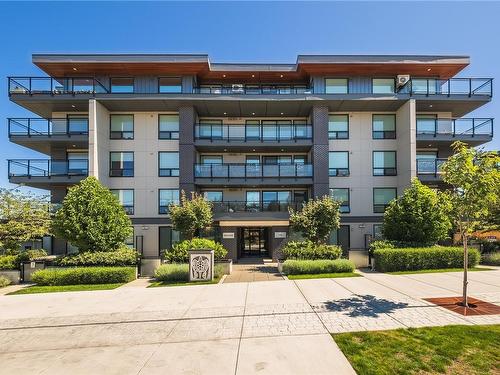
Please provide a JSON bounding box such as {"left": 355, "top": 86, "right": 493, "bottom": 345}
{"left": 434, "top": 119, "right": 437, "bottom": 137}
{"left": 472, "top": 119, "right": 475, "bottom": 137}
{"left": 469, "top": 79, "right": 472, "bottom": 98}
{"left": 29, "top": 77, "right": 32, "bottom": 96}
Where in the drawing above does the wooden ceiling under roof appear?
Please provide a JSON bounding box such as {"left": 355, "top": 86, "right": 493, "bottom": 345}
{"left": 34, "top": 58, "right": 469, "bottom": 80}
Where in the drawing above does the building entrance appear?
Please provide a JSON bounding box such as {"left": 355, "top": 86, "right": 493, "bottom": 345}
{"left": 241, "top": 228, "right": 269, "bottom": 257}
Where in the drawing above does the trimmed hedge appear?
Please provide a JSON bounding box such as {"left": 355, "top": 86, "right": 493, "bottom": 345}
{"left": 282, "top": 259, "right": 355, "bottom": 275}
{"left": 281, "top": 241, "right": 342, "bottom": 260}
{"left": 154, "top": 263, "right": 225, "bottom": 282}
{"left": 164, "top": 238, "right": 228, "bottom": 263}
{"left": 0, "top": 249, "right": 49, "bottom": 270}
{"left": 373, "top": 246, "right": 480, "bottom": 272}
{"left": 32, "top": 267, "right": 136, "bottom": 286}
{"left": 0, "top": 255, "right": 18, "bottom": 270}
{"left": 55, "top": 248, "right": 139, "bottom": 267}
{"left": 481, "top": 252, "right": 500, "bottom": 266}
{"left": 0, "top": 275, "right": 11, "bottom": 288}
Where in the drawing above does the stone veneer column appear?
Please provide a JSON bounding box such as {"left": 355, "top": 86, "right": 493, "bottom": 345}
{"left": 311, "top": 105, "right": 329, "bottom": 197}
{"left": 179, "top": 106, "right": 197, "bottom": 194}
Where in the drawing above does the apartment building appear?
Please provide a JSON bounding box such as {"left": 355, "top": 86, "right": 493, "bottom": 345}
{"left": 7, "top": 54, "right": 494, "bottom": 260}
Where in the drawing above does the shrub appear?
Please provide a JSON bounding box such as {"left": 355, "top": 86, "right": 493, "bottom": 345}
{"left": 32, "top": 266, "right": 136, "bottom": 286}
{"left": 170, "top": 191, "right": 213, "bottom": 239}
{"left": 55, "top": 247, "right": 139, "bottom": 267}
{"left": 0, "top": 255, "right": 19, "bottom": 270}
{"left": 373, "top": 246, "right": 480, "bottom": 272}
{"left": 0, "top": 275, "right": 11, "bottom": 288}
{"left": 481, "top": 252, "right": 500, "bottom": 266}
{"left": 281, "top": 241, "right": 341, "bottom": 260}
{"left": 154, "top": 263, "right": 225, "bottom": 282}
{"left": 164, "top": 238, "right": 228, "bottom": 263}
{"left": 282, "top": 259, "right": 355, "bottom": 275}
{"left": 17, "top": 249, "right": 48, "bottom": 262}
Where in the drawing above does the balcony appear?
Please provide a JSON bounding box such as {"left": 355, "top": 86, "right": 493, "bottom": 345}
{"left": 399, "top": 78, "right": 492, "bottom": 97}
{"left": 193, "top": 84, "right": 312, "bottom": 95}
{"left": 212, "top": 200, "right": 303, "bottom": 220}
{"left": 416, "top": 158, "right": 446, "bottom": 182}
{"left": 416, "top": 118, "right": 493, "bottom": 146}
{"left": 8, "top": 118, "right": 89, "bottom": 154}
{"left": 8, "top": 77, "right": 108, "bottom": 95}
{"left": 8, "top": 159, "right": 88, "bottom": 188}
{"left": 194, "top": 163, "right": 313, "bottom": 186}
{"left": 194, "top": 123, "right": 313, "bottom": 151}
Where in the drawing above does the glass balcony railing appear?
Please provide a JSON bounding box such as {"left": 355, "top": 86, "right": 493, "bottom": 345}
{"left": 8, "top": 77, "right": 109, "bottom": 95}
{"left": 194, "top": 163, "right": 313, "bottom": 179}
{"left": 8, "top": 118, "right": 89, "bottom": 137}
{"left": 212, "top": 200, "right": 303, "bottom": 213}
{"left": 195, "top": 124, "right": 313, "bottom": 142}
{"left": 399, "top": 78, "right": 492, "bottom": 97}
{"left": 8, "top": 159, "right": 89, "bottom": 178}
{"left": 193, "top": 84, "right": 313, "bottom": 95}
{"left": 416, "top": 118, "right": 493, "bottom": 137}
{"left": 416, "top": 158, "right": 447, "bottom": 176}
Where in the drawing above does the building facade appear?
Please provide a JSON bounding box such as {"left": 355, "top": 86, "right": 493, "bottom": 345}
{"left": 7, "top": 54, "right": 494, "bottom": 260}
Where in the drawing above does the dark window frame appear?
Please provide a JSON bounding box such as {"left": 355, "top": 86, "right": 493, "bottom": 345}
{"left": 158, "top": 114, "right": 180, "bottom": 140}
{"left": 372, "top": 151, "right": 397, "bottom": 176}
{"left": 110, "top": 77, "right": 135, "bottom": 93}
{"left": 328, "top": 114, "right": 350, "bottom": 139}
{"left": 330, "top": 188, "right": 350, "bottom": 213}
{"left": 371, "top": 77, "right": 396, "bottom": 94}
{"left": 110, "top": 188, "right": 135, "bottom": 215}
{"left": 329, "top": 151, "right": 350, "bottom": 177}
{"left": 373, "top": 187, "right": 397, "bottom": 213}
{"left": 324, "top": 77, "right": 349, "bottom": 94}
{"left": 110, "top": 114, "right": 134, "bottom": 140}
{"left": 158, "top": 189, "right": 180, "bottom": 215}
{"left": 109, "top": 151, "right": 134, "bottom": 177}
{"left": 158, "top": 152, "right": 180, "bottom": 177}
{"left": 372, "top": 114, "right": 396, "bottom": 139}
{"left": 157, "top": 76, "right": 183, "bottom": 94}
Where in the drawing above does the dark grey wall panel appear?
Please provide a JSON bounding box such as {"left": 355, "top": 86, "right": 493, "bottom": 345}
{"left": 179, "top": 106, "right": 196, "bottom": 194}
{"left": 312, "top": 105, "right": 329, "bottom": 197}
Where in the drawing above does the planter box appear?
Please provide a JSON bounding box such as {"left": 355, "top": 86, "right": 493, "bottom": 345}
{"left": 349, "top": 250, "right": 369, "bottom": 268}
{"left": 140, "top": 258, "right": 161, "bottom": 277}
{"left": 215, "top": 259, "right": 232, "bottom": 275}
{"left": 0, "top": 270, "right": 21, "bottom": 285}
{"left": 277, "top": 259, "right": 285, "bottom": 273}
{"left": 22, "top": 261, "right": 46, "bottom": 283}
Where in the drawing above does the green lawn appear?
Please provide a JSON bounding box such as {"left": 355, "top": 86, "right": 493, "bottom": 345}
{"left": 334, "top": 325, "right": 500, "bottom": 375}
{"left": 148, "top": 276, "right": 222, "bottom": 287}
{"left": 387, "top": 267, "right": 493, "bottom": 275}
{"left": 286, "top": 272, "right": 361, "bottom": 280}
{"left": 7, "top": 283, "right": 124, "bottom": 295}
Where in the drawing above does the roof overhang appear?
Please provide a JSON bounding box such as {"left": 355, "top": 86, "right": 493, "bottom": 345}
{"left": 32, "top": 54, "right": 470, "bottom": 80}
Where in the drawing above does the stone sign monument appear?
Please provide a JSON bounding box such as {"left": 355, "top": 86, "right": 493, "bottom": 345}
{"left": 189, "top": 249, "right": 214, "bottom": 281}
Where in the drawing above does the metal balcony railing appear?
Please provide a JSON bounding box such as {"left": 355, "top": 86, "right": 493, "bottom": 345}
{"left": 193, "top": 84, "right": 313, "bottom": 95}
{"left": 416, "top": 118, "right": 493, "bottom": 137}
{"left": 399, "top": 78, "right": 493, "bottom": 97}
{"left": 195, "top": 124, "right": 313, "bottom": 142}
{"left": 194, "top": 163, "right": 313, "bottom": 179}
{"left": 8, "top": 77, "right": 109, "bottom": 95}
{"left": 8, "top": 159, "right": 89, "bottom": 177}
{"left": 416, "top": 158, "right": 447, "bottom": 176}
{"left": 212, "top": 200, "right": 303, "bottom": 213}
{"left": 8, "top": 118, "right": 89, "bottom": 137}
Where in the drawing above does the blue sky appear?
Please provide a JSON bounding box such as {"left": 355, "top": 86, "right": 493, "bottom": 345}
{"left": 1, "top": 1, "right": 499, "bottom": 193}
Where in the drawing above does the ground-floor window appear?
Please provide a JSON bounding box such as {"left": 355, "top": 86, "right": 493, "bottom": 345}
{"left": 159, "top": 226, "right": 181, "bottom": 257}
{"left": 329, "top": 225, "right": 350, "bottom": 256}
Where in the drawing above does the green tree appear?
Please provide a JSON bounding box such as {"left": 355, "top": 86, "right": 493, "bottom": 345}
{"left": 289, "top": 196, "right": 340, "bottom": 244}
{"left": 169, "top": 191, "right": 213, "bottom": 239}
{"left": 382, "top": 178, "right": 452, "bottom": 245}
{"left": 0, "top": 189, "right": 51, "bottom": 253}
{"left": 441, "top": 142, "right": 500, "bottom": 307}
{"left": 52, "top": 177, "right": 132, "bottom": 252}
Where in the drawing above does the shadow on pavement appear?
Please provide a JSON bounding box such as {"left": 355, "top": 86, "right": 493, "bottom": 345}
{"left": 322, "top": 294, "right": 408, "bottom": 317}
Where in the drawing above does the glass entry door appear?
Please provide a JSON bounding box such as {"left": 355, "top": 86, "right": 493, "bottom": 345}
{"left": 242, "top": 228, "right": 268, "bottom": 257}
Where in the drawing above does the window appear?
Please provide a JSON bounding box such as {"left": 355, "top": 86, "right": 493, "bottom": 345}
{"left": 197, "top": 119, "right": 223, "bottom": 139}
{"left": 372, "top": 114, "right": 396, "bottom": 139}
{"left": 67, "top": 114, "right": 88, "bottom": 134}
{"left": 416, "top": 114, "right": 437, "bottom": 135}
{"left": 411, "top": 79, "right": 437, "bottom": 95}
{"left": 245, "top": 156, "right": 260, "bottom": 164}
{"left": 159, "top": 152, "right": 179, "bottom": 176}
{"left": 67, "top": 152, "right": 88, "bottom": 175}
{"left": 125, "top": 227, "right": 134, "bottom": 248}
{"left": 329, "top": 151, "right": 349, "bottom": 176}
{"left": 373, "top": 224, "right": 383, "bottom": 240}
{"left": 246, "top": 191, "right": 260, "bottom": 211}
{"left": 158, "top": 77, "right": 182, "bottom": 93}
{"left": 330, "top": 188, "right": 350, "bottom": 213}
{"left": 159, "top": 115, "right": 179, "bottom": 139}
{"left": 159, "top": 189, "right": 179, "bottom": 214}
{"left": 325, "top": 78, "right": 348, "bottom": 94}
{"left": 110, "top": 115, "right": 134, "bottom": 139}
{"left": 329, "top": 115, "right": 349, "bottom": 139}
{"left": 110, "top": 152, "right": 134, "bottom": 177}
{"left": 417, "top": 152, "right": 438, "bottom": 174}
{"left": 159, "top": 226, "right": 181, "bottom": 256}
{"left": 200, "top": 155, "right": 223, "bottom": 165}
{"left": 372, "top": 78, "right": 395, "bottom": 94}
{"left": 203, "top": 191, "right": 223, "bottom": 202}
{"left": 245, "top": 120, "right": 261, "bottom": 139}
{"left": 373, "top": 188, "right": 397, "bottom": 213}
{"left": 111, "top": 189, "right": 134, "bottom": 215}
{"left": 373, "top": 151, "right": 397, "bottom": 176}
{"left": 110, "top": 77, "right": 134, "bottom": 93}
{"left": 329, "top": 225, "right": 350, "bottom": 256}
{"left": 262, "top": 191, "right": 291, "bottom": 211}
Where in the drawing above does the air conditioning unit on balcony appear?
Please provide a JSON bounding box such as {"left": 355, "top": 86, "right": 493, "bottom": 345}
{"left": 232, "top": 84, "right": 244, "bottom": 94}
{"left": 397, "top": 75, "right": 410, "bottom": 88}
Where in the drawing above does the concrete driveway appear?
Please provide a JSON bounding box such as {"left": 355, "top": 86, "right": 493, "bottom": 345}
{"left": 0, "top": 269, "right": 499, "bottom": 375}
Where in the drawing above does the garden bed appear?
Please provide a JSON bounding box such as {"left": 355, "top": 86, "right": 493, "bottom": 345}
{"left": 7, "top": 283, "right": 124, "bottom": 295}
{"left": 286, "top": 272, "right": 361, "bottom": 280}
{"left": 282, "top": 259, "right": 355, "bottom": 275}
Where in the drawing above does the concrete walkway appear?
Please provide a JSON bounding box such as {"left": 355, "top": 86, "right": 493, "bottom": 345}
{"left": 223, "top": 262, "right": 284, "bottom": 283}
{"left": 0, "top": 269, "right": 499, "bottom": 374}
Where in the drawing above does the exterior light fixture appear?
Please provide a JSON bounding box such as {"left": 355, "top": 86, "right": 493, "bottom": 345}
{"left": 427, "top": 68, "right": 431, "bottom": 71}
{"left": 252, "top": 112, "right": 255, "bottom": 115}
{"left": 223, "top": 112, "right": 227, "bottom": 115}
{"left": 252, "top": 149, "right": 256, "bottom": 152}
{"left": 222, "top": 74, "right": 226, "bottom": 78}
{"left": 72, "top": 67, "right": 77, "bottom": 71}
{"left": 280, "top": 74, "right": 284, "bottom": 78}
{"left": 429, "top": 104, "right": 433, "bottom": 108}
{"left": 251, "top": 74, "right": 255, "bottom": 78}
{"left": 280, "top": 112, "right": 284, "bottom": 115}
{"left": 71, "top": 105, "right": 75, "bottom": 108}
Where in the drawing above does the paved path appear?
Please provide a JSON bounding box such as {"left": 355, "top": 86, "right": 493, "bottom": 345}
{"left": 0, "top": 269, "right": 499, "bottom": 374}
{"left": 223, "top": 263, "right": 283, "bottom": 283}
